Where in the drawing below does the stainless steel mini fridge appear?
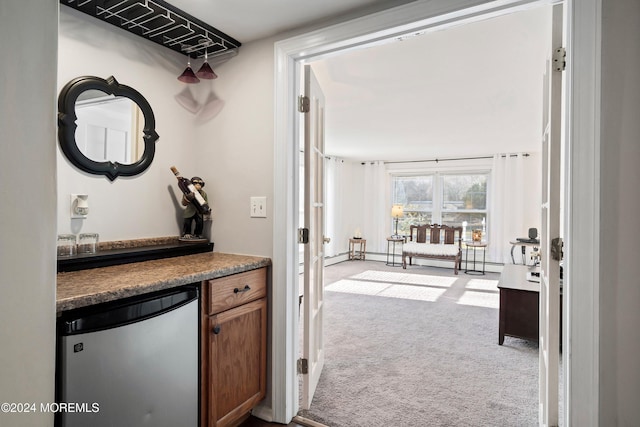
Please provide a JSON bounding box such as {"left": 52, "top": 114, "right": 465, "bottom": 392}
{"left": 57, "top": 286, "right": 199, "bottom": 427}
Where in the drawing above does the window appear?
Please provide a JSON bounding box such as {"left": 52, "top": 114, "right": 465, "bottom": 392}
{"left": 440, "top": 174, "right": 487, "bottom": 241}
{"left": 392, "top": 172, "right": 488, "bottom": 240}
{"left": 392, "top": 176, "right": 433, "bottom": 236}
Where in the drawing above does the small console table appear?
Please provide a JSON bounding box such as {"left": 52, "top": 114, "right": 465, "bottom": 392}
{"left": 349, "top": 238, "right": 366, "bottom": 260}
{"left": 464, "top": 241, "right": 487, "bottom": 275}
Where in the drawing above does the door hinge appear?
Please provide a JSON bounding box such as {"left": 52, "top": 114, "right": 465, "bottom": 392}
{"left": 553, "top": 47, "right": 566, "bottom": 72}
{"left": 297, "top": 358, "right": 309, "bottom": 374}
{"left": 551, "top": 237, "right": 563, "bottom": 261}
{"left": 298, "top": 95, "right": 310, "bottom": 113}
{"left": 298, "top": 228, "right": 309, "bottom": 244}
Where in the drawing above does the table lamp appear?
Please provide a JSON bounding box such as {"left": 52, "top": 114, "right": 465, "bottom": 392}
{"left": 391, "top": 205, "right": 404, "bottom": 238}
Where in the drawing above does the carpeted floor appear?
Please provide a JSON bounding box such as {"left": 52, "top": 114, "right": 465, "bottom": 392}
{"left": 299, "top": 261, "right": 539, "bottom": 427}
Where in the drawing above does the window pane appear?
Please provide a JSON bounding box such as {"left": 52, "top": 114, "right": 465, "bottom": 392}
{"left": 393, "top": 176, "right": 433, "bottom": 236}
{"left": 441, "top": 174, "right": 487, "bottom": 210}
{"left": 441, "top": 212, "right": 486, "bottom": 241}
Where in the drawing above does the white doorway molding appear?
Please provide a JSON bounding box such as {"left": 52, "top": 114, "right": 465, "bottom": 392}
{"left": 272, "top": 0, "right": 600, "bottom": 425}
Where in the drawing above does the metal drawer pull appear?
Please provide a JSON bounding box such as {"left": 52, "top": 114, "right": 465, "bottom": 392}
{"left": 234, "top": 285, "right": 251, "bottom": 294}
{"left": 213, "top": 325, "right": 221, "bottom": 335}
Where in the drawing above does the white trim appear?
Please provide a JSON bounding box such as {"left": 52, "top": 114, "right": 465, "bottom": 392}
{"left": 273, "top": 0, "right": 600, "bottom": 424}
{"left": 272, "top": 37, "right": 300, "bottom": 422}
{"left": 563, "top": 0, "right": 600, "bottom": 425}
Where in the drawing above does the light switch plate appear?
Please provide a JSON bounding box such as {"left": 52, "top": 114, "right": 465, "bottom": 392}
{"left": 250, "top": 197, "right": 267, "bottom": 218}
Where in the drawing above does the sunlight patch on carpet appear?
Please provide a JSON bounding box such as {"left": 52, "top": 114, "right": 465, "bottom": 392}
{"left": 350, "top": 270, "right": 458, "bottom": 288}
{"left": 465, "top": 278, "right": 500, "bottom": 292}
{"left": 378, "top": 284, "right": 446, "bottom": 301}
{"left": 326, "top": 279, "right": 445, "bottom": 302}
{"left": 325, "top": 279, "right": 391, "bottom": 296}
{"left": 456, "top": 290, "right": 499, "bottom": 308}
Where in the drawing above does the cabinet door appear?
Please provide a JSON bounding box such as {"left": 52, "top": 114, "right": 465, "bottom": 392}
{"left": 208, "top": 298, "right": 267, "bottom": 427}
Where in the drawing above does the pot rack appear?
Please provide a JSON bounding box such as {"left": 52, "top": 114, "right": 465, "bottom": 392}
{"left": 61, "top": 0, "right": 241, "bottom": 59}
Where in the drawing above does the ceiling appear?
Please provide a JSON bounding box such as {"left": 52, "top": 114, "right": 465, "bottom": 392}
{"left": 166, "top": 0, "right": 551, "bottom": 162}
{"left": 165, "top": 0, "right": 414, "bottom": 43}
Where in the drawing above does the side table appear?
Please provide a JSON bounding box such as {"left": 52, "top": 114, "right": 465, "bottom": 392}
{"left": 464, "top": 241, "right": 487, "bottom": 275}
{"left": 386, "top": 236, "right": 405, "bottom": 267}
{"left": 349, "top": 238, "right": 366, "bottom": 260}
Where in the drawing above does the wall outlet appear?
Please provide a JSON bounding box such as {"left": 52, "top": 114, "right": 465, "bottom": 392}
{"left": 250, "top": 197, "right": 267, "bottom": 218}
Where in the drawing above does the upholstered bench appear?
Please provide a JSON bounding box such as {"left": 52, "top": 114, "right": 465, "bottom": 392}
{"left": 402, "top": 224, "right": 463, "bottom": 274}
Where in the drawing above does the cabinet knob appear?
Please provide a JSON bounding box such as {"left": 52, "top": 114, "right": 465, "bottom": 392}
{"left": 234, "top": 285, "right": 251, "bottom": 294}
{"left": 213, "top": 325, "right": 221, "bottom": 335}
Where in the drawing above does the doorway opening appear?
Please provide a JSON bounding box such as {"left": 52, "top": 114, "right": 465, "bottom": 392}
{"left": 272, "top": 0, "right": 601, "bottom": 425}
{"left": 295, "top": 3, "right": 559, "bottom": 424}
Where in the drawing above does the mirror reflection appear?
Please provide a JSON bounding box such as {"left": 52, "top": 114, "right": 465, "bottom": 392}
{"left": 75, "top": 90, "right": 145, "bottom": 165}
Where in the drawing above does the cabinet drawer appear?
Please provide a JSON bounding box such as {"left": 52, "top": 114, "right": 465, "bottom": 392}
{"left": 207, "top": 268, "right": 266, "bottom": 315}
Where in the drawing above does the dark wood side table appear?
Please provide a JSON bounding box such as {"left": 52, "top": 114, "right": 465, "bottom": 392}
{"left": 498, "top": 264, "right": 539, "bottom": 345}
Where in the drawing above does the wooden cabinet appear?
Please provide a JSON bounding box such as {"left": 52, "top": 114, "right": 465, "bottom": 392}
{"left": 201, "top": 268, "right": 268, "bottom": 427}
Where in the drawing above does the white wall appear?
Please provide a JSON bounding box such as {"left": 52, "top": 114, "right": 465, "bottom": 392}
{"left": 326, "top": 160, "right": 362, "bottom": 257}
{"left": 336, "top": 155, "right": 542, "bottom": 262}
{"left": 57, "top": 7, "right": 201, "bottom": 242}
{"left": 599, "top": 0, "right": 640, "bottom": 423}
{"left": 0, "top": 1, "right": 58, "bottom": 426}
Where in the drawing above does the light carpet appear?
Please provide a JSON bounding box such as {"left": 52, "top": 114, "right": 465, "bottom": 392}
{"left": 299, "top": 261, "right": 539, "bottom": 427}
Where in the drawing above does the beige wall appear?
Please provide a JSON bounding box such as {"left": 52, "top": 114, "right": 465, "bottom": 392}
{"left": 0, "top": 1, "right": 58, "bottom": 426}
{"left": 57, "top": 7, "right": 202, "bottom": 242}
{"left": 57, "top": 7, "right": 276, "bottom": 257}
{"left": 192, "top": 37, "right": 277, "bottom": 257}
{"left": 599, "top": 0, "right": 640, "bottom": 424}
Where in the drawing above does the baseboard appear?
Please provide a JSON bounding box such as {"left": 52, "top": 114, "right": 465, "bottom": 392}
{"left": 292, "top": 415, "right": 330, "bottom": 427}
{"left": 250, "top": 404, "right": 273, "bottom": 422}
{"left": 300, "top": 251, "right": 506, "bottom": 273}
{"left": 346, "top": 252, "right": 505, "bottom": 274}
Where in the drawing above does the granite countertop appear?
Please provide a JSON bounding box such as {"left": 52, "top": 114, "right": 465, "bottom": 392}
{"left": 56, "top": 252, "right": 271, "bottom": 313}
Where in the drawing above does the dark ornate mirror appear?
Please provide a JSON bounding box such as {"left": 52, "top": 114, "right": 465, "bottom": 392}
{"left": 58, "top": 76, "right": 159, "bottom": 181}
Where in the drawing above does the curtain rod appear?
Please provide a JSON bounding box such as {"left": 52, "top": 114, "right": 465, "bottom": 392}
{"left": 380, "top": 153, "right": 530, "bottom": 165}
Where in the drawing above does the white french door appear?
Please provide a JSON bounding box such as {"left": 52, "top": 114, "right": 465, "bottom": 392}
{"left": 539, "top": 4, "right": 563, "bottom": 426}
{"left": 301, "top": 64, "right": 327, "bottom": 410}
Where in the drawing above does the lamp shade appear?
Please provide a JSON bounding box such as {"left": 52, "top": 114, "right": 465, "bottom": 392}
{"left": 391, "top": 205, "right": 404, "bottom": 218}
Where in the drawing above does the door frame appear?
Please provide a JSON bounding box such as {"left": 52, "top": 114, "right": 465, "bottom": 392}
{"left": 271, "top": 0, "right": 600, "bottom": 425}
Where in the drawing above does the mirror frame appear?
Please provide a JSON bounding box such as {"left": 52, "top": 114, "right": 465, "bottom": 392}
{"left": 57, "top": 75, "right": 159, "bottom": 181}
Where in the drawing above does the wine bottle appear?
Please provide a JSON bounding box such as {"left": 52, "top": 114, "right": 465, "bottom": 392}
{"left": 170, "top": 166, "right": 211, "bottom": 214}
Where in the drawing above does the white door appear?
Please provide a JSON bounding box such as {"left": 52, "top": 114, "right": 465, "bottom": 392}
{"left": 539, "top": 4, "right": 563, "bottom": 426}
{"left": 301, "top": 64, "right": 327, "bottom": 410}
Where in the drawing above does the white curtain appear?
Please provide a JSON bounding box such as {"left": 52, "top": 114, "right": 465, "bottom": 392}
{"left": 362, "top": 161, "right": 387, "bottom": 253}
{"left": 324, "top": 157, "right": 344, "bottom": 257}
{"left": 489, "top": 153, "right": 526, "bottom": 263}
